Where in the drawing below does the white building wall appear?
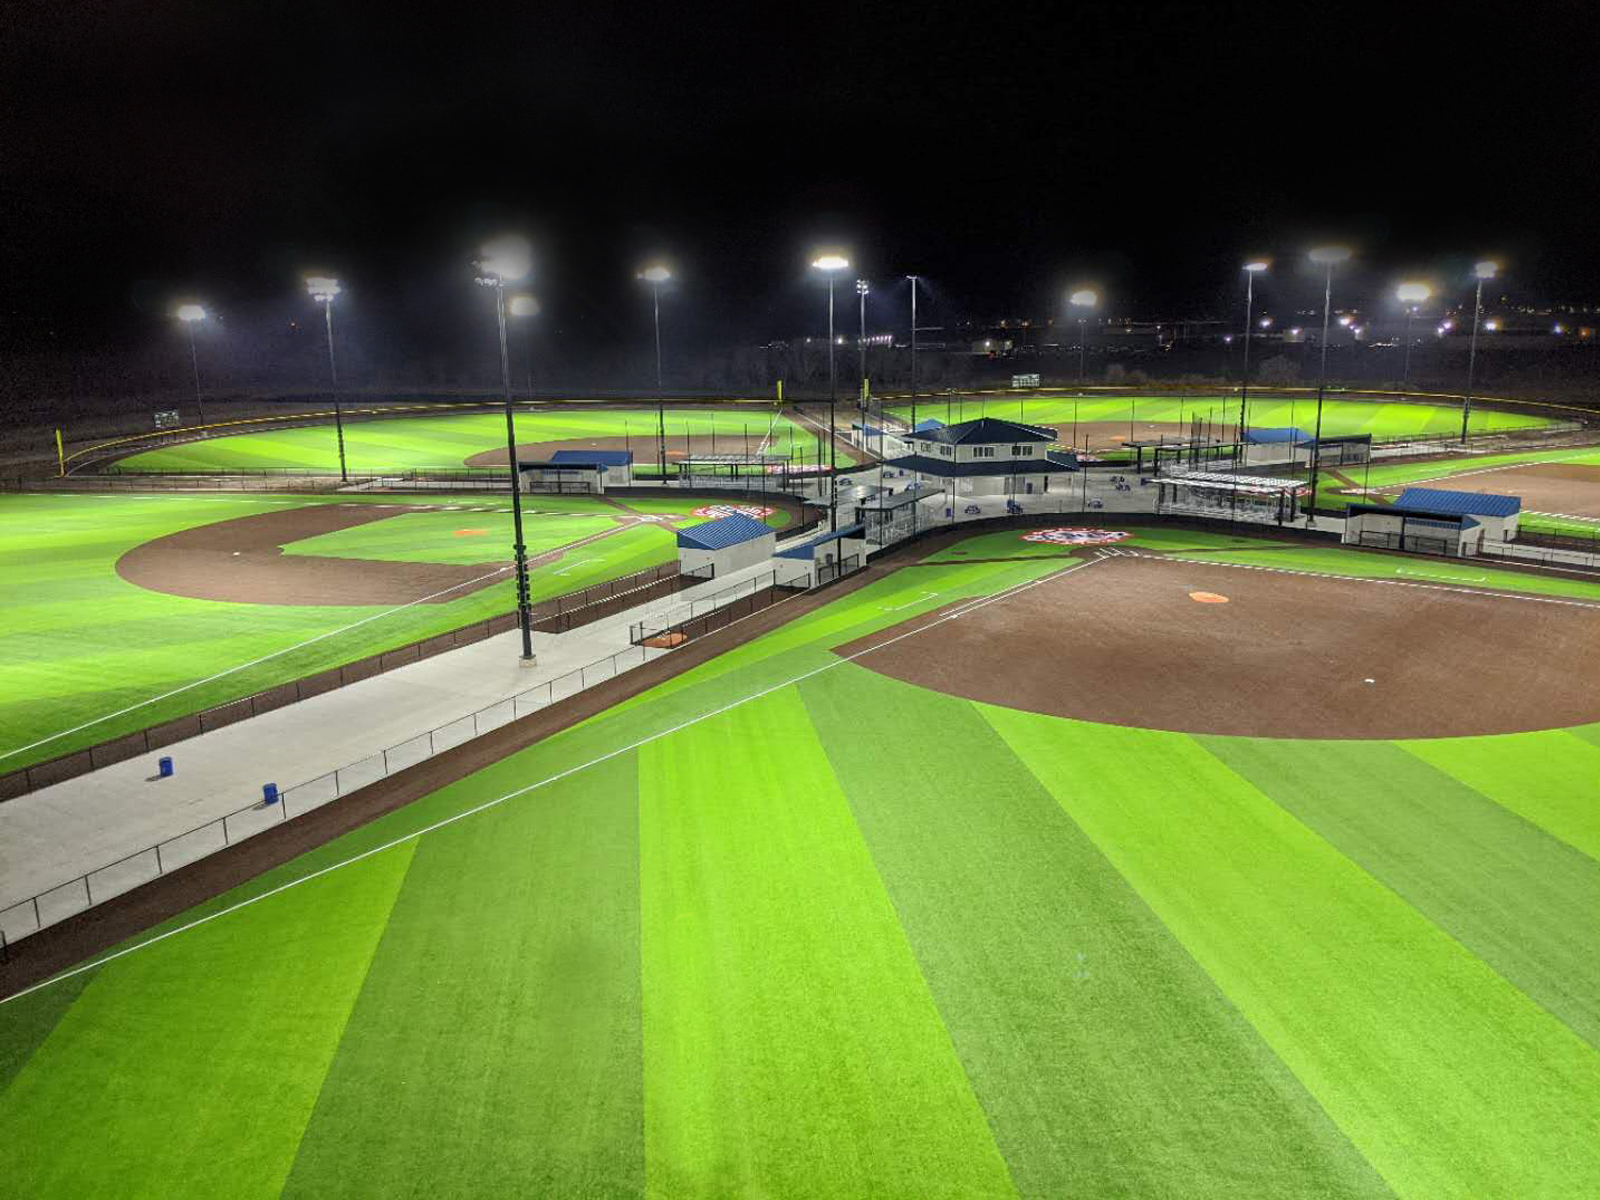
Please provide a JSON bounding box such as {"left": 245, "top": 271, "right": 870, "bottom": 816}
{"left": 677, "top": 532, "right": 775, "bottom": 577}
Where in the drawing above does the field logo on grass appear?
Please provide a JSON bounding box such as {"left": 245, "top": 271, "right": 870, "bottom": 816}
{"left": 1021, "top": 528, "right": 1133, "bottom": 546}
{"left": 693, "top": 504, "right": 775, "bottom": 519}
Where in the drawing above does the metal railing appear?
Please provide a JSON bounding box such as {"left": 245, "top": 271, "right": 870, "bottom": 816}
{"left": 0, "top": 636, "right": 677, "bottom": 947}
{"left": 629, "top": 568, "right": 811, "bottom": 646}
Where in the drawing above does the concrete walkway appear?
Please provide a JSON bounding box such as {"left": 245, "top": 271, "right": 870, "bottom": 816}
{"left": 0, "top": 550, "right": 805, "bottom": 938}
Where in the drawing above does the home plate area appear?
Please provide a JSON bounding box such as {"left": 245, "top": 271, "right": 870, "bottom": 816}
{"left": 836, "top": 554, "right": 1600, "bottom": 739}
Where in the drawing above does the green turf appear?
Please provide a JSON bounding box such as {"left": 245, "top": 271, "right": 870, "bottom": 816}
{"left": 0, "top": 492, "right": 689, "bottom": 772}
{"left": 115, "top": 407, "right": 851, "bottom": 473}
{"left": 0, "top": 841, "right": 416, "bottom": 1199}
{"left": 802, "top": 667, "right": 1390, "bottom": 1198}
{"left": 639, "top": 688, "right": 1015, "bottom": 1198}
{"left": 6, "top": 525, "right": 1600, "bottom": 1196}
{"left": 282, "top": 751, "right": 643, "bottom": 1198}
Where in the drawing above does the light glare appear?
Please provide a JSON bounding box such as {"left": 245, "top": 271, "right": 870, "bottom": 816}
{"left": 1069, "top": 288, "right": 1098, "bottom": 307}
{"left": 1396, "top": 282, "right": 1431, "bottom": 303}
{"left": 812, "top": 254, "right": 850, "bottom": 272}
{"left": 176, "top": 304, "right": 206, "bottom": 322}
{"left": 639, "top": 265, "right": 671, "bottom": 283}
{"left": 1309, "top": 245, "right": 1353, "bottom": 265}
{"left": 479, "top": 235, "right": 532, "bottom": 282}
{"left": 1474, "top": 260, "right": 1500, "bottom": 279}
{"left": 509, "top": 294, "right": 539, "bottom": 317}
{"left": 304, "top": 275, "right": 341, "bottom": 301}
{"left": 1243, "top": 260, "right": 1269, "bottom": 273}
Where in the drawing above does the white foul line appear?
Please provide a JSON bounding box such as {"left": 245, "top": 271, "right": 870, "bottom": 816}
{"left": 0, "top": 555, "right": 1102, "bottom": 1005}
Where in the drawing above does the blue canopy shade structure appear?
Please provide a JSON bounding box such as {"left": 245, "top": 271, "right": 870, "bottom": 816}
{"left": 675, "top": 512, "right": 773, "bottom": 550}
{"left": 1392, "top": 487, "right": 1521, "bottom": 518}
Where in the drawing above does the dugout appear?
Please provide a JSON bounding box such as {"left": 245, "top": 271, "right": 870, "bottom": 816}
{"left": 775, "top": 523, "right": 867, "bottom": 583}
{"left": 517, "top": 461, "right": 600, "bottom": 494}
{"left": 854, "top": 483, "right": 945, "bottom": 543}
{"left": 1391, "top": 487, "right": 1520, "bottom": 541}
{"left": 673, "top": 453, "right": 791, "bottom": 488}
{"left": 676, "top": 512, "right": 776, "bottom": 576}
{"left": 1343, "top": 503, "right": 1484, "bottom": 556}
{"left": 1154, "top": 469, "right": 1304, "bottom": 525}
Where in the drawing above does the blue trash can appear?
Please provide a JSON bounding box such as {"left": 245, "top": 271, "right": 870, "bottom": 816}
{"left": 157, "top": 756, "right": 174, "bottom": 778}
{"left": 262, "top": 783, "right": 280, "bottom": 806}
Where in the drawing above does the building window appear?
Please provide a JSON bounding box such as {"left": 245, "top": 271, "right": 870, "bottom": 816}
{"left": 973, "top": 446, "right": 995, "bottom": 458}
{"left": 1012, "top": 444, "right": 1033, "bottom": 456}
{"left": 939, "top": 445, "right": 953, "bottom": 457}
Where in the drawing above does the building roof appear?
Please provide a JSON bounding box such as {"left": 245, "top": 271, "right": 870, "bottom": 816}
{"left": 904, "top": 416, "right": 1057, "bottom": 445}
{"left": 548, "top": 449, "right": 634, "bottom": 467}
{"left": 775, "top": 523, "right": 867, "bottom": 559}
{"left": 1241, "top": 427, "right": 1312, "bottom": 445}
{"left": 518, "top": 460, "right": 600, "bottom": 473}
{"left": 886, "top": 452, "right": 1079, "bottom": 477}
{"left": 675, "top": 512, "right": 775, "bottom": 550}
{"left": 1162, "top": 468, "right": 1305, "bottom": 495}
{"left": 1393, "top": 487, "right": 1521, "bottom": 517}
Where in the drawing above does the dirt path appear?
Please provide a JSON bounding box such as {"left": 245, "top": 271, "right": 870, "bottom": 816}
{"left": 1371, "top": 461, "right": 1600, "bottom": 519}
{"left": 836, "top": 553, "right": 1600, "bottom": 738}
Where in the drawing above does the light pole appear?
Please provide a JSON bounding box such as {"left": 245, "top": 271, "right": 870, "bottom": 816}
{"left": 1306, "top": 246, "right": 1353, "bottom": 525}
{"left": 637, "top": 266, "right": 671, "bottom": 480}
{"left": 176, "top": 304, "right": 207, "bottom": 426}
{"left": 304, "top": 276, "right": 348, "bottom": 481}
{"left": 475, "top": 235, "right": 536, "bottom": 664}
{"left": 1069, "top": 289, "right": 1097, "bottom": 389}
{"left": 856, "top": 279, "right": 874, "bottom": 460}
{"left": 1238, "top": 261, "right": 1268, "bottom": 460}
{"left": 812, "top": 253, "right": 850, "bottom": 530}
{"left": 906, "top": 275, "right": 920, "bottom": 433}
{"left": 1461, "top": 261, "right": 1498, "bottom": 442}
{"left": 509, "top": 294, "right": 539, "bottom": 405}
{"left": 1395, "top": 282, "right": 1430, "bottom": 391}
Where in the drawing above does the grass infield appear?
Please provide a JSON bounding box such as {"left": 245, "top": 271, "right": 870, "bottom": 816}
{"left": 4, "top": 526, "right": 1598, "bottom": 1196}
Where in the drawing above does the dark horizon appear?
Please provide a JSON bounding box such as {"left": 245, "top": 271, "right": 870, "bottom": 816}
{"left": 4, "top": 1, "right": 1598, "bottom": 386}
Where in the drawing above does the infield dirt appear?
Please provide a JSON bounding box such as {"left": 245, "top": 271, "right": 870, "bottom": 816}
{"left": 837, "top": 552, "right": 1600, "bottom": 738}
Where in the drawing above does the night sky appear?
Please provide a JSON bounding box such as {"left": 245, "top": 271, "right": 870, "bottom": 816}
{"left": 4, "top": 0, "right": 1597, "bottom": 368}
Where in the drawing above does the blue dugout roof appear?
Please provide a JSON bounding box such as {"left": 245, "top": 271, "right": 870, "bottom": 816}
{"left": 548, "top": 449, "right": 634, "bottom": 467}
{"left": 1393, "top": 487, "right": 1521, "bottom": 517}
{"left": 1241, "top": 427, "right": 1312, "bottom": 445}
{"left": 775, "top": 523, "right": 867, "bottom": 559}
{"left": 676, "top": 512, "right": 774, "bottom": 551}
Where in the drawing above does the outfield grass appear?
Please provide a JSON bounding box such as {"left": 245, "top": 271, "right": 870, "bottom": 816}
{"left": 0, "top": 492, "right": 702, "bottom": 773}
{"left": 5, "top": 529, "right": 1598, "bottom": 1197}
{"left": 115, "top": 407, "right": 849, "bottom": 474}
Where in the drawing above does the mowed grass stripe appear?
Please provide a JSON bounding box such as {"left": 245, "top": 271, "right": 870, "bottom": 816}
{"left": 0, "top": 969, "right": 98, "bottom": 1093}
{"left": 801, "top": 667, "right": 1389, "bottom": 1199}
{"left": 1400, "top": 732, "right": 1600, "bottom": 863}
{"left": 282, "top": 750, "right": 643, "bottom": 1198}
{"left": 0, "top": 843, "right": 416, "bottom": 1200}
{"left": 1201, "top": 737, "right": 1600, "bottom": 1050}
{"left": 985, "top": 711, "right": 1600, "bottom": 1199}
{"left": 638, "top": 688, "right": 1016, "bottom": 1198}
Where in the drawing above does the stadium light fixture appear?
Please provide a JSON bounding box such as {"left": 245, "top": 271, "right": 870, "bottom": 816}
{"left": 1461, "top": 259, "right": 1501, "bottom": 440}
{"left": 1305, "top": 246, "right": 1353, "bottom": 525}
{"left": 303, "top": 274, "right": 348, "bottom": 481}
{"left": 811, "top": 252, "right": 851, "bottom": 530}
{"left": 176, "top": 303, "right": 206, "bottom": 323}
{"left": 475, "top": 236, "right": 536, "bottom": 664}
{"left": 1243, "top": 260, "right": 1269, "bottom": 274}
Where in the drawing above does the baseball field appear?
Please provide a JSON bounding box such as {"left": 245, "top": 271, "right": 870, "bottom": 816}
{"left": 3, "top": 523, "right": 1597, "bottom": 1198}
{"left": 887, "top": 393, "right": 1560, "bottom": 455}
{"left": 109, "top": 405, "right": 849, "bottom": 475}
{"left": 0, "top": 490, "right": 793, "bottom": 775}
